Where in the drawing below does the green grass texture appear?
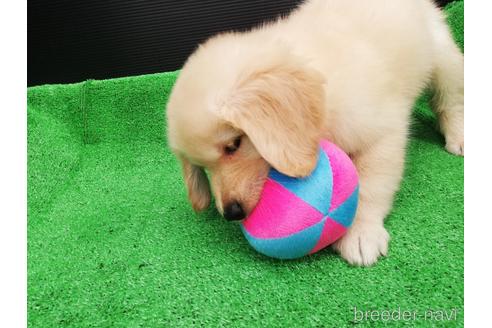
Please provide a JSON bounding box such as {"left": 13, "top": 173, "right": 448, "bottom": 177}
{"left": 28, "top": 1, "right": 464, "bottom": 327}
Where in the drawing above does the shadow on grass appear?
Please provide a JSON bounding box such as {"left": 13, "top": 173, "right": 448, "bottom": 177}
{"left": 410, "top": 92, "right": 445, "bottom": 148}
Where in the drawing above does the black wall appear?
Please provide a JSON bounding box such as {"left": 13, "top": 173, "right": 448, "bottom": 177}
{"left": 28, "top": 0, "right": 454, "bottom": 86}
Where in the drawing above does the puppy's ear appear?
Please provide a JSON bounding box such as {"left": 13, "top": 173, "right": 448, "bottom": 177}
{"left": 179, "top": 156, "right": 211, "bottom": 212}
{"left": 223, "top": 62, "right": 325, "bottom": 177}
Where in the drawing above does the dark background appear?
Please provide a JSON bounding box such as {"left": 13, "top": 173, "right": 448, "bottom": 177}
{"left": 28, "top": 0, "right": 454, "bottom": 86}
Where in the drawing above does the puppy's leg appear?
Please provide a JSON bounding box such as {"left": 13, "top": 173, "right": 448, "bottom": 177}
{"left": 333, "top": 132, "right": 407, "bottom": 266}
{"left": 430, "top": 15, "right": 464, "bottom": 156}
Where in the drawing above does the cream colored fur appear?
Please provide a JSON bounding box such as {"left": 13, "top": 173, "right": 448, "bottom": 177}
{"left": 166, "top": 0, "right": 464, "bottom": 266}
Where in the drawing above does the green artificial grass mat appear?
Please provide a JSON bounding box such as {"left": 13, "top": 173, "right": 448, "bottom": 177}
{"left": 28, "top": 2, "right": 464, "bottom": 327}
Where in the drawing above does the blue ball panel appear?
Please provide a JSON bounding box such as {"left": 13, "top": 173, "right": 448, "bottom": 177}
{"left": 268, "top": 148, "right": 333, "bottom": 214}
{"left": 327, "top": 185, "right": 359, "bottom": 227}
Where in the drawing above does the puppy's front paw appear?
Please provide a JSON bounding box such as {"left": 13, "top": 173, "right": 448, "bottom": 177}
{"left": 332, "top": 223, "right": 390, "bottom": 266}
{"left": 445, "top": 134, "right": 464, "bottom": 156}
{"left": 442, "top": 114, "right": 464, "bottom": 156}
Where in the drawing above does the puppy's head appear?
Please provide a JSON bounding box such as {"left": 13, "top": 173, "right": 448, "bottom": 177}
{"left": 167, "top": 34, "right": 326, "bottom": 220}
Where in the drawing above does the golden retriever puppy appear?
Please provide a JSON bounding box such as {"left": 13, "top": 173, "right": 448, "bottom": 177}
{"left": 166, "top": 0, "right": 464, "bottom": 265}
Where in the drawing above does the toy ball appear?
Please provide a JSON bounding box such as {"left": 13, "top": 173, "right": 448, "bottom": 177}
{"left": 241, "top": 140, "right": 359, "bottom": 259}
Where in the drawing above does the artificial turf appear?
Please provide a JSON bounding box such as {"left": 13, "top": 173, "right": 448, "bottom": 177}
{"left": 28, "top": 1, "right": 464, "bottom": 327}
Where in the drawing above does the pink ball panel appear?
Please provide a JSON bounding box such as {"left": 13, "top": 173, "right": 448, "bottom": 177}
{"left": 242, "top": 179, "right": 324, "bottom": 239}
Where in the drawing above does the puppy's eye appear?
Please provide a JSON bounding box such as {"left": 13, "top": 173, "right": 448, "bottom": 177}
{"left": 224, "top": 136, "right": 242, "bottom": 155}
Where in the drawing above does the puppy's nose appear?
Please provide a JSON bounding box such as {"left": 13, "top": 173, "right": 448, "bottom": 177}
{"left": 223, "top": 201, "right": 245, "bottom": 221}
